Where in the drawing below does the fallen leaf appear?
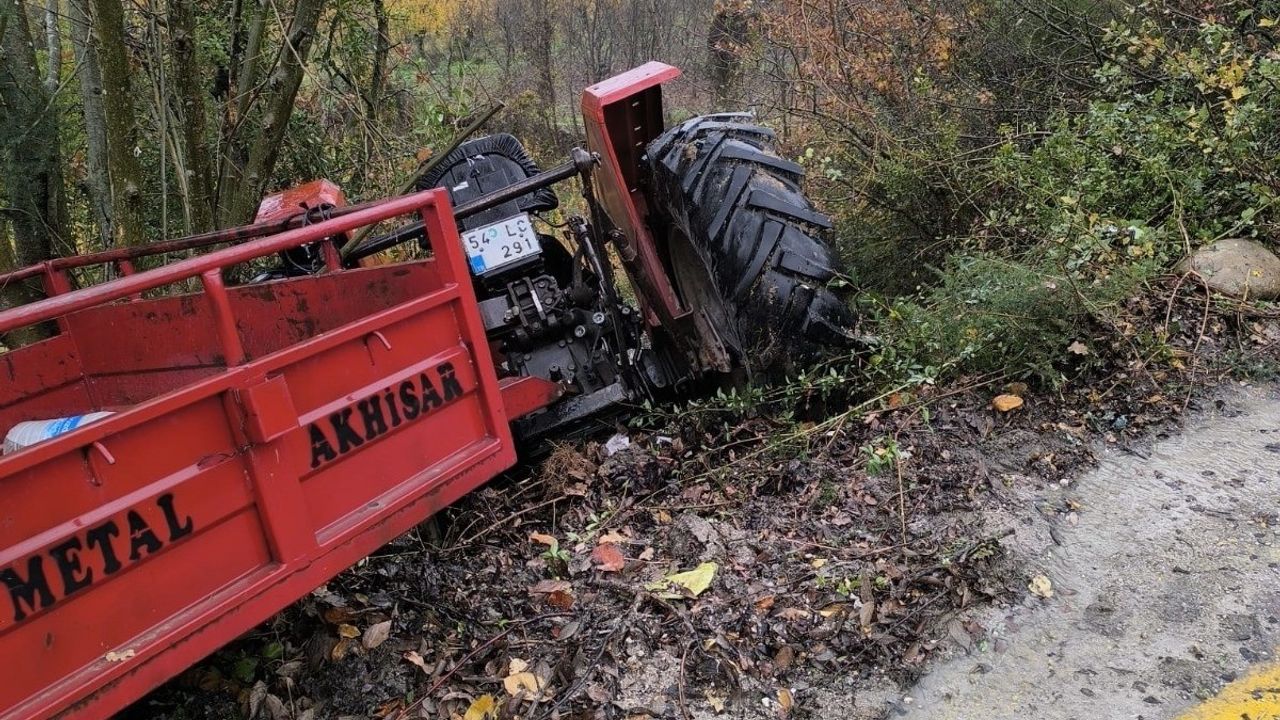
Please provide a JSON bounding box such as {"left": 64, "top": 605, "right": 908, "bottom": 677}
{"left": 817, "top": 603, "right": 846, "bottom": 618}
{"left": 463, "top": 694, "right": 496, "bottom": 720}
{"left": 706, "top": 691, "right": 727, "bottom": 713}
{"left": 591, "top": 543, "right": 626, "bottom": 572}
{"left": 777, "top": 687, "right": 794, "bottom": 714}
{"left": 528, "top": 579, "right": 572, "bottom": 594}
{"left": 546, "top": 589, "right": 575, "bottom": 609}
{"left": 644, "top": 561, "right": 717, "bottom": 598}
{"left": 248, "top": 680, "right": 268, "bottom": 719}
{"left": 336, "top": 623, "right": 360, "bottom": 639}
{"left": 755, "top": 595, "right": 776, "bottom": 612}
{"left": 992, "top": 394, "right": 1024, "bottom": 412}
{"left": 104, "top": 649, "right": 135, "bottom": 662}
{"left": 331, "top": 637, "right": 354, "bottom": 661}
{"left": 859, "top": 600, "right": 876, "bottom": 633}
{"left": 809, "top": 558, "right": 827, "bottom": 569}
{"left": 1067, "top": 340, "right": 1090, "bottom": 356}
{"left": 509, "top": 658, "right": 529, "bottom": 673}
{"left": 556, "top": 620, "right": 581, "bottom": 641}
{"left": 529, "top": 532, "right": 558, "bottom": 547}
{"left": 402, "top": 650, "right": 431, "bottom": 674}
{"left": 776, "top": 607, "right": 811, "bottom": 621}
{"left": 503, "top": 671, "right": 544, "bottom": 697}
{"left": 362, "top": 620, "right": 391, "bottom": 650}
{"left": 1028, "top": 573, "right": 1054, "bottom": 599}
{"left": 597, "top": 530, "right": 629, "bottom": 544}
{"left": 904, "top": 641, "right": 923, "bottom": 664}
{"left": 322, "top": 606, "right": 357, "bottom": 624}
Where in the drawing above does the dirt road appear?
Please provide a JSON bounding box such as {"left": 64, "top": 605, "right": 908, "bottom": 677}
{"left": 895, "top": 382, "right": 1280, "bottom": 720}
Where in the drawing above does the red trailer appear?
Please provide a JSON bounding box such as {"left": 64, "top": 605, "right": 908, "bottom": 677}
{"left": 0, "top": 63, "right": 850, "bottom": 719}
{"left": 0, "top": 190, "right": 536, "bottom": 720}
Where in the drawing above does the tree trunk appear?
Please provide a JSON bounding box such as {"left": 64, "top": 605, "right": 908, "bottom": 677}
{"left": 218, "top": 0, "right": 328, "bottom": 226}
{"left": 233, "top": 0, "right": 267, "bottom": 118}
{"left": 67, "top": 0, "right": 112, "bottom": 248}
{"left": 368, "top": 0, "right": 388, "bottom": 121}
{"left": 43, "top": 0, "right": 60, "bottom": 90}
{"left": 0, "top": 0, "right": 66, "bottom": 346}
{"left": 167, "top": 0, "right": 214, "bottom": 232}
{"left": 530, "top": 0, "right": 556, "bottom": 144}
{"left": 88, "top": 0, "right": 148, "bottom": 246}
{"left": 708, "top": 1, "right": 752, "bottom": 107}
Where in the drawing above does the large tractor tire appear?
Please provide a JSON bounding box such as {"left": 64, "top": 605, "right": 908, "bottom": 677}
{"left": 645, "top": 114, "right": 853, "bottom": 373}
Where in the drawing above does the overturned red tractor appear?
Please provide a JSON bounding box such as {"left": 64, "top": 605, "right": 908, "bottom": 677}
{"left": 0, "top": 63, "right": 849, "bottom": 719}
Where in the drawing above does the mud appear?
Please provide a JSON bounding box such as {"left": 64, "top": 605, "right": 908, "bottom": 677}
{"left": 894, "top": 382, "right": 1280, "bottom": 720}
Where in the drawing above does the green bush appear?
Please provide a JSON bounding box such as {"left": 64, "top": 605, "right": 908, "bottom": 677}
{"left": 856, "top": 12, "right": 1280, "bottom": 389}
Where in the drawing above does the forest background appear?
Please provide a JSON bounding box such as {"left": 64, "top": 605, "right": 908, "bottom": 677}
{"left": 2, "top": 0, "right": 1278, "bottom": 388}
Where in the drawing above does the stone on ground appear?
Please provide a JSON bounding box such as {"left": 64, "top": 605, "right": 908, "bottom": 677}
{"left": 1175, "top": 238, "right": 1280, "bottom": 300}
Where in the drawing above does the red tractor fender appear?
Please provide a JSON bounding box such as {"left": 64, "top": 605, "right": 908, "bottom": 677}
{"left": 582, "top": 63, "right": 735, "bottom": 372}
{"left": 581, "top": 63, "right": 686, "bottom": 329}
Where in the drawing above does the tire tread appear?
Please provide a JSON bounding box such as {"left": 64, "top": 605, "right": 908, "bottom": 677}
{"left": 646, "top": 116, "right": 853, "bottom": 369}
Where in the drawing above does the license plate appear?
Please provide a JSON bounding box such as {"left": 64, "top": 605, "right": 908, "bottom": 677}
{"left": 461, "top": 214, "right": 540, "bottom": 275}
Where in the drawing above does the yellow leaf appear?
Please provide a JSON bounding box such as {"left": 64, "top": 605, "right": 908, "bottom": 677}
{"left": 1232, "top": 85, "right": 1249, "bottom": 101}
{"left": 991, "top": 394, "right": 1024, "bottom": 412}
{"left": 464, "top": 695, "right": 496, "bottom": 720}
{"left": 778, "top": 687, "right": 795, "bottom": 713}
{"left": 337, "top": 623, "right": 360, "bottom": 639}
{"left": 817, "top": 603, "right": 846, "bottom": 618}
{"left": 331, "top": 637, "right": 354, "bottom": 661}
{"left": 644, "top": 562, "right": 718, "bottom": 599}
{"left": 1261, "top": 17, "right": 1277, "bottom": 27}
{"left": 1028, "top": 573, "right": 1054, "bottom": 599}
{"left": 503, "top": 671, "right": 544, "bottom": 696}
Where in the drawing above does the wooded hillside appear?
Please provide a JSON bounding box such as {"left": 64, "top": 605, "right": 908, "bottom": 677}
{"left": 2, "top": 0, "right": 1278, "bottom": 387}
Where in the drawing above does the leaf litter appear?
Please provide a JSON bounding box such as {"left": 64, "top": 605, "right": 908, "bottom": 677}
{"left": 136, "top": 279, "right": 1265, "bottom": 720}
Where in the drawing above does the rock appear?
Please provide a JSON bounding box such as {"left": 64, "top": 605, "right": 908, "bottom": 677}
{"left": 1175, "top": 238, "right": 1280, "bottom": 300}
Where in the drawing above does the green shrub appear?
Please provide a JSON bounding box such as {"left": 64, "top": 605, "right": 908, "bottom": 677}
{"left": 856, "top": 12, "right": 1280, "bottom": 389}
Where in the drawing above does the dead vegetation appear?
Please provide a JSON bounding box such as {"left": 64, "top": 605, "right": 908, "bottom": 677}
{"left": 124, "top": 272, "right": 1276, "bottom": 720}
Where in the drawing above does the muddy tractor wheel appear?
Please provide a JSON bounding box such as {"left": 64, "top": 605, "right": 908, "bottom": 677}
{"left": 646, "top": 114, "right": 853, "bottom": 373}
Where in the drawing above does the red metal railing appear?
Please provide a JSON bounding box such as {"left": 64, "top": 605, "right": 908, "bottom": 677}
{"left": 0, "top": 185, "right": 520, "bottom": 720}
{"left": 0, "top": 197, "right": 384, "bottom": 290}
{"left": 0, "top": 190, "right": 440, "bottom": 363}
